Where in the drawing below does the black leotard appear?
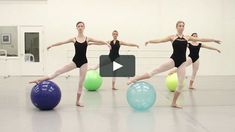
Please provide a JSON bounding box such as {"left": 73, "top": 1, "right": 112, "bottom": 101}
{"left": 170, "top": 37, "right": 188, "bottom": 68}
{"left": 109, "top": 40, "right": 120, "bottom": 61}
{"left": 72, "top": 37, "right": 88, "bottom": 68}
{"left": 188, "top": 43, "right": 201, "bottom": 63}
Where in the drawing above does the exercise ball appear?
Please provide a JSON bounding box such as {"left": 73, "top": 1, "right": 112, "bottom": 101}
{"left": 127, "top": 81, "right": 156, "bottom": 111}
{"left": 84, "top": 70, "right": 103, "bottom": 91}
{"left": 165, "top": 73, "right": 185, "bottom": 92}
{"left": 31, "top": 80, "right": 61, "bottom": 110}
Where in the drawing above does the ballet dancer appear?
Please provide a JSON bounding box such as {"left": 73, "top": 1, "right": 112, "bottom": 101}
{"left": 127, "top": 21, "right": 221, "bottom": 108}
{"left": 29, "top": 21, "right": 111, "bottom": 107}
{"left": 90, "top": 30, "right": 139, "bottom": 90}
{"left": 168, "top": 32, "right": 221, "bottom": 89}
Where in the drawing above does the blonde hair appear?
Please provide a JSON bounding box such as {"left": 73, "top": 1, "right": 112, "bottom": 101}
{"left": 176, "top": 21, "right": 185, "bottom": 27}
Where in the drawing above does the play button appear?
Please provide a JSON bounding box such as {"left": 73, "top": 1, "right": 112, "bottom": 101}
{"left": 99, "top": 55, "right": 135, "bottom": 77}
{"left": 113, "top": 61, "right": 123, "bottom": 71}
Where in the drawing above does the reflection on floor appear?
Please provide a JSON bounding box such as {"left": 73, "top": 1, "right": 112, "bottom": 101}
{"left": 0, "top": 76, "right": 234, "bottom": 132}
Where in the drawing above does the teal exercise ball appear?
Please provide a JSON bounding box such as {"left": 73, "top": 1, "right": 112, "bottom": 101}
{"left": 127, "top": 81, "right": 156, "bottom": 111}
{"left": 83, "top": 70, "right": 103, "bottom": 91}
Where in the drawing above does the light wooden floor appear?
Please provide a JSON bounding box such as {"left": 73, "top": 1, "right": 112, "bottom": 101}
{"left": 0, "top": 76, "right": 234, "bottom": 132}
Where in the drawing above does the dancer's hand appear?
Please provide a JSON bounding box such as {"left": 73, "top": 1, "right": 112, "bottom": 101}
{"left": 168, "top": 71, "right": 175, "bottom": 76}
{"left": 217, "top": 49, "right": 221, "bottom": 53}
{"left": 145, "top": 41, "right": 149, "bottom": 46}
{"left": 47, "top": 45, "right": 53, "bottom": 50}
{"left": 214, "top": 40, "right": 221, "bottom": 44}
{"left": 136, "top": 45, "right": 139, "bottom": 48}
{"left": 107, "top": 44, "right": 111, "bottom": 50}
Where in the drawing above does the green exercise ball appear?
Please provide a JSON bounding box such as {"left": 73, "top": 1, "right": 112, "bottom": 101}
{"left": 83, "top": 70, "right": 103, "bottom": 91}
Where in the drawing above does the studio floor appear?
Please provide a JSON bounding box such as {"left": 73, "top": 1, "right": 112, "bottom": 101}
{"left": 0, "top": 76, "right": 234, "bottom": 132}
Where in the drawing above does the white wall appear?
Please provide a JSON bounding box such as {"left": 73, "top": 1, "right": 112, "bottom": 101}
{"left": 0, "top": 0, "right": 234, "bottom": 76}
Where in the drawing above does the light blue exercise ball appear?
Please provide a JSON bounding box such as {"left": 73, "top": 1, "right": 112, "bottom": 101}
{"left": 127, "top": 81, "right": 156, "bottom": 111}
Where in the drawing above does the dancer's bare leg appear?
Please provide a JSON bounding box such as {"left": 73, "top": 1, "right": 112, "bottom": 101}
{"left": 189, "top": 60, "right": 199, "bottom": 89}
{"left": 29, "top": 62, "right": 77, "bottom": 84}
{"left": 171, "top": 63, "right": 186, "bottom": 108}
{"left": 112, "top": 77, "right": 118, "bottom": 90}
{"left": 127, "top": 59, "right": 175, "bottom": 85}
{"left": 76, "top": 63, "right": 88, "bottom": 107}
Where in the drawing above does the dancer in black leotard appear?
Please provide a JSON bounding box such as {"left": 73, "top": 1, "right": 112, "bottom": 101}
{"left": 127, "top": 21, "right": 221, "bottom": 108}
{"left": 30, "top": 21, "right": 111, "bottom": 107}
{"left": 73, "top": 37, "right": 88, "bottom": 68}
{"left": 168, "top": 33, "right": 221, "bottom": 89}
{"left": 188, "top": 42, "right": 201, "bottom": 63}
{"left": 109, "top": 39, "right": 120, "bottom": 62}
{"left": 170, "top": 36, "right": 188, "bottom": 67}
{"left": 90, "top": 30, "right": 139, "bottom": 90}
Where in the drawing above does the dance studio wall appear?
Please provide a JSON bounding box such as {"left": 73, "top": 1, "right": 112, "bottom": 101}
{"left": 0, "top": 0, "right": 234, "bottom": 76}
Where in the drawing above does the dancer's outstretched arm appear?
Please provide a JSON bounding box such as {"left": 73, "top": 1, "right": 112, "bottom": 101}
{"left": 145, "top": 36, "right": 173, "bottom": 46}
{"left": 188, "top": 36, "right": 221, "bottom": 44}
{"left": 47, "top": 38, "right": 75, "bottom": 50}
{"left": 87, "top": 37, "right": 111, "bottom": 49}
{"left": 120, "top": 41, "right": 139, "bottom": 48}
{"left": 201, "top": 44, "right": 221, "bottom": 53}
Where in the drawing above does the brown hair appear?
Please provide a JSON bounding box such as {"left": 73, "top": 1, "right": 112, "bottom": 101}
{"left": 176, "top": 21, "right": 185, "bottom": 27}
{"left": 113, "top": 30, "right": 118, "bottom": 33}
{"left": 191, "top": 33, "right": 197, "bottom": 36}
{"left": 76, "top": 21, "right": 85, "bottom": 27}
